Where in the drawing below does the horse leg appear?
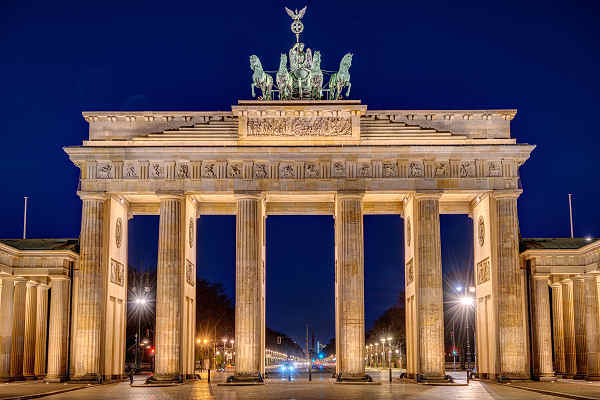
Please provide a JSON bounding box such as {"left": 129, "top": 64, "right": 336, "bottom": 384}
{"left": 251, "top": 83, "right": 256, "bottom": 98}
{"left": 346, "top": 82, "right": 351, "bottom": 97}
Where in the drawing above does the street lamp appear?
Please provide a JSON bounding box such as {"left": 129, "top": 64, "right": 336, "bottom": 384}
{"left": 382, "top": 337, "right": 393, "bottom": 383}
{"left": 134, "top": 297, "right": 147, "bottom": 371}
{"left": 460, "top": 295, "right": 475, "bottom": 382}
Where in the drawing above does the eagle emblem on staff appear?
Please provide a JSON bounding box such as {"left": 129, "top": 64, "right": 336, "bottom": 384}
{"left": 249, "top": 6, "right": 354, "bottom": 101}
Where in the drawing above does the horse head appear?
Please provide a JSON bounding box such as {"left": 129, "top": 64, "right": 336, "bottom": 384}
{"left": 312, "top": 51, "right": 321, "bottom": 70}
{"left": 249, "top": 55, "right": 261, "bottom": 72}
{"left": 279, "top": 53, "right": 288, "bottom": 70}
{"left": 340, "top": 53, "right": 353, "bottom": 70}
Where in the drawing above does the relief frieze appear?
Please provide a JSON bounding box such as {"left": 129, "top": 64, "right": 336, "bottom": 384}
{"left": 86, "top": 158, "right": 510, "bottom": 181}
{"left": 247, "top": 117, "right": 352, "bottom": 137}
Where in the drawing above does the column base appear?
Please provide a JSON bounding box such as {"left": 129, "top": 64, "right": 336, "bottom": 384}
{"left": 496, "top": 373, "right": 530, "bottom": 382}
{"left": 45, "top": 376, "right": 67, "bottom": 383}
{"left": 70, "top": 373, "right": 103, "bottom": 383}
{"left": 586, "top": 376, "right": 600, "bottom": 381}
{"left": 573, "top": 373, "right": 586, "bottom": 380}
{"left": 336, "top": 374, "right": 374, "bottom": 383}
{"left": 145, "top": 374, "right": 183, "bottom": 384}
{"left": 536, "top": 374, "right": 556, "bottom": 382}
{"left": 226, "top": 373, "right": 264, "bottom": 384}
{"left": 23, "top": 375, "right": 37, "bottom": 380}
{"left": 418, "top": 374, "right": 451, "bottom": 383}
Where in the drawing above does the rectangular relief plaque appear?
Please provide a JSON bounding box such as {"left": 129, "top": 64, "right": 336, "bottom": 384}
{"left": 110, "top": 258, "right": 124, "bottom": 286}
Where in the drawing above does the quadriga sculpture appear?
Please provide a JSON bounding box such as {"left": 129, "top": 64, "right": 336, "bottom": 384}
{"left": 328, "top": 53, "right": 352, "bottom": 100}
{"left": 276, "top": 54, "right": 293, "bottom": 100}
{"left": 250, "top": 55, "right": 273, "bottom": 100}
{"left": 310, "top": 51, "right": 323, "bottom": 100}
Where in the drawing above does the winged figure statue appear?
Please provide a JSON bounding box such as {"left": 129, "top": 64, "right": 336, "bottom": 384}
{"left": 285, "top": 6, "right": 307, "bottom": 20}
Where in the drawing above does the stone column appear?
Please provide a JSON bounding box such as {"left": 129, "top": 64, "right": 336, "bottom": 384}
{"left": 22, "top": 281, "right": 38, "bottom": 379}
{"left": 494, "top": 194, "right": 528, "bottom": 379}
{"left": 585, "top": 274, "right": 600, "bottom": 380}
{"left": 414, "top": 194, "right": 445, "bottom": 380}
{"left": 531, "top": 275, "right": 554, "bottom": 380}
{"left": 46, "top": 277, "right": 71, "bottom": 382}
{"left": 551, "top": 280, "right": 566, "bottom": 376}
{"left": 574, "top": 276, "right": 587, "bottom": 379}
{"left": 153, "top": 194, "right": 183, "bottom": 382}
{"left": 34, "top": 284, "right": 49, "bottom": 378}
{"left": 335, "top": 193, "right": 367, "bottom": 381}
{"left": 562, "top": 279, "right": 578, "bottom": 377}
{"left": 72, "top": 193, "right": 106, "bottom": 381}
{"left": 234, "top": 193, "right": 265, "bottom": 381}
{"left": 0, "top": 277, "right": 15, "bottom": 381}
{"left": 10, "top": 278, "right": 27, "bottom": 380}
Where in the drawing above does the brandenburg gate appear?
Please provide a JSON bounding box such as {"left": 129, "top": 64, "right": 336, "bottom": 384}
{"left": 64, "top": 99, "right": 534, "bottom": 382}
{"left": 62, "top": 6, "right": 535, "bottom": 383}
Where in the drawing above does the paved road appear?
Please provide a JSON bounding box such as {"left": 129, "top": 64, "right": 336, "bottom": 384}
{"left": 36, "top": 379, "right": 567, "bottom": 400}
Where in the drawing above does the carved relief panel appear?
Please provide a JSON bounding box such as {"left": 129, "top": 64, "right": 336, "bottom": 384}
{"left": 185, "top": 259, "right": 195, "bottom": 286}
{"left": 247, "top": 117, "right": 352, "bottom": 136}
{"left": 96, "top": 162, "right": 113, "bottom": 179}
{"left": 110, "top": 259, "right": 124, "bottom": 286}
{"left": 406, "top": 258, "right": 414, "bottom": 284}
{"left": 477, "top": 257, "right": 490, "bottom": 285}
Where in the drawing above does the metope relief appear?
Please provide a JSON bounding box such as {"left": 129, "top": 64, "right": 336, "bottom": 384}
{"left": 279, "top": 162, "right": 296, "bottom": 178}
{"left": 227, "top": 163, "right": 242, "bottom": 178}
{"left": 202, "top": 162, "right": 217, "bottom": 178}
{"left": 176, "top": 163, "right": 189, "bottom": 179}
{"left": 110, "top": 259, "right": 124, "bottom": 286}
{"left": 150, "top": 163, "right": 163, "bottom": 179}
{"left": 247, "top": 117, "right": 352, "bottom": 137}
{"left": 253, "top": 163, "right": 268, "bottom": 178}
{"left": 488, "top": 160, "right": 502, "bottom": 177}
{"left": 124, "top": 163, "right": 139, "bottom": 179}
{"left": 382, "top": 161, "right": 398, "bottom": 177}
{"left": 406, "top": 258, "right": 414, "bottom": 284}
{"left": 305, "top": 163, "right": 321, "bottom": 178}
{"left": 409, "top": 161, "right": 424, "bottom": 177}
{"left": 477, "top": 257, "right": 490, "bottom": 285}
{"left": 434, "top": 162, "right": 449, "bottom": 177}
{"left": 186, "top": 259, "right": 195, "bottom": 286}
{"left": 331, "top": 161, "right": 346, "bottom": 177}
{"left": 459, "top": 161, "right": 475, "bottom": 177}
{"left": 96, "top": 163, "right": 113, "bottom": 179}
{"left": 358, "top": 162, "right": 372, "bottom": 177}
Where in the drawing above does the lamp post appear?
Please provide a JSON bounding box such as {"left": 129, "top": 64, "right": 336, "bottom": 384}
{"left": 460, "top": 294, "right": 474, "bottom": 383}
{"left": 381, "top": 337, "right": 392, "bottom": 383}
{"left": 134, "top": 297, "right": 147, "bottom": 371}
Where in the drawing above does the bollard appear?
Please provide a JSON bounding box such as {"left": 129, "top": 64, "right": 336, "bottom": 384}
{"left": 208, "top": 368, "right": 211, "bottom": 383}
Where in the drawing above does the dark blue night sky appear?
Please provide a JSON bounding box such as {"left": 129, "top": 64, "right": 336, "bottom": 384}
{"left": 1, "top": 1, "right": 598, "bottom": 346}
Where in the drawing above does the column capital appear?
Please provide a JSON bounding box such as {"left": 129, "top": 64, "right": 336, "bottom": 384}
{"left": 550, "top": 275, "right": 564, "bottom": 287}
{"left": 409, "top": 191, "right": 443, "bottom": 201}
{"left": 584, "top": 272, "right": 600, "bottom": 279}
{"left": 26, "top": 280, "right": 38, "bottom": 288}
{"left": 0, "top": 275, "right": 14, "bottom": 283}
{"left": 77, "top": 191, "right": 108, "bottom": 201}
{"left": 335, "top": 191, "right": 364, "bottom": 200}
{"left": 533, "top": 274, "right": 551, "bottom": 281}
{"left": 156, "top": 190, "right": 184, "bottom": 200}
{"left": 234, "top": 191, "right": 264, "bottom": 200}
{"left": 48, "top": 275, "right": 70, "bottom": 281}
{"left": 492, "top": 189, "right": 523, "bottom": 200}
{"left": 13, "top": 277, "right": 28, "bottom": 285}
